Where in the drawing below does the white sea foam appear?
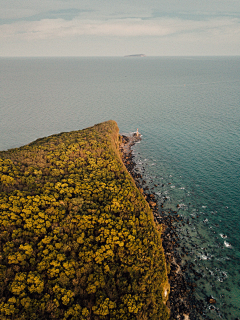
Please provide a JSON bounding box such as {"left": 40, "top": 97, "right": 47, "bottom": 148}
{"left": 217, "top": 271, "right": 228, "bottom": 282}
{"left": 177, "top": 203, "right": 186, "bottom": 208}
{"left": 199, "top": 254, "right": 209, "bottom": 260}
{"left": 224, "top": 241, "right": 232, "bottom": 248}
{"left": 220, "top": 234, "right": 227, "bottom": 239}
{"left": 215, "top": 256, "right": 230, "bottom": 261}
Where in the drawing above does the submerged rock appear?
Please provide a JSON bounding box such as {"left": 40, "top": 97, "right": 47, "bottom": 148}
{"left": 208, "top": 297, "right": 217, "bottom": 304}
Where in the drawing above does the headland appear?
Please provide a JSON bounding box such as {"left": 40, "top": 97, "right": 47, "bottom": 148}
{"left": 0, "top": 120, "right": 169, "bottom": 320}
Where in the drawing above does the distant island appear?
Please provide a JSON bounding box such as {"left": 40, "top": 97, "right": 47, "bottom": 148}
{"left": 124, "top": 54, "right": 146, "bottom": 57}
{"left": 0, "top": 121, "right": 169, "bottom": 320}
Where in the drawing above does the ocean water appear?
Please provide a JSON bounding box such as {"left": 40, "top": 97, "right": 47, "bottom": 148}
{"left": 0, "top": 57, "right": 240, "bottom": 319}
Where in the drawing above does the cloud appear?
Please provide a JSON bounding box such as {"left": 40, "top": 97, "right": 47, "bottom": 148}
{"left": 1, "top": 0, "right": 240, "bottom": 21}
{"left": 1, "top": 16, "right": 240, "bottom": 40}
{"left": 1, "top": 0, "right": 240, "bottom": 56}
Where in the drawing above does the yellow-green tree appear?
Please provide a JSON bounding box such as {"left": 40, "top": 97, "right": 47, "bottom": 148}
{"left": 0, "top": 120, "right": 169, "bottom": 320}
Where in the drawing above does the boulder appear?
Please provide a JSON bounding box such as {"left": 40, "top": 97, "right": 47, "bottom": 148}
{"left": 149, "top": 201, "right": 156, "bottom": 207}
{"left": 208, "top": 297, "right": 216, "bottom": 304}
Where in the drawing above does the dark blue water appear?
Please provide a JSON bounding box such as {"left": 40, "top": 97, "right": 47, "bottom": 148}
{"left": 0, "top": 57, "right": 239, "bottom": 319}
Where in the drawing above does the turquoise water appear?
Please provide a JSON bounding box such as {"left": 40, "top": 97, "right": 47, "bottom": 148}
{"left": 0, "top": 57, "right": 240, "bottom": 319}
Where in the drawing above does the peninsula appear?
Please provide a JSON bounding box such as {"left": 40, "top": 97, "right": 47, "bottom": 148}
{"left": 0, "top": 121, "right": 169, "bottom": 320}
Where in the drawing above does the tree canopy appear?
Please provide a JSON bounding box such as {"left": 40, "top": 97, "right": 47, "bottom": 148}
{"left": 0, "top": 120, "right": 169, "bottom": 319}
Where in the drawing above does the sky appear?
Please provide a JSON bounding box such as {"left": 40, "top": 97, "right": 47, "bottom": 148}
{"left": 0, "top": 0, "right": 240, "bottom": 56}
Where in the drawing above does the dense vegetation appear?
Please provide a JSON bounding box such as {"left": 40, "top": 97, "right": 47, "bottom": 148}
{"left": 0, "top": 120, "right": 169, "bottom": 320}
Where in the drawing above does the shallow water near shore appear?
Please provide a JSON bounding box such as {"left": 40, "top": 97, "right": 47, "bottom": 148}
{"left": 132, "top": 141, "right": 240, "bottom": 319}
{"left": 1, "top": 56, "right": 240, "bottom": 319}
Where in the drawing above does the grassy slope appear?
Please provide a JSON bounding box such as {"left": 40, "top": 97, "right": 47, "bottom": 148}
{"left": 0, "top": 120, "right": 169, "bottom": 320}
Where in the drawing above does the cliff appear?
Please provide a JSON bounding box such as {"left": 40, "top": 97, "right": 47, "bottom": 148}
{"left": 0, "top": 120, "right": 169, "bottom": 320}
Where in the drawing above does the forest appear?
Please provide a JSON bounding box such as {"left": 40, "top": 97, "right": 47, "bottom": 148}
{"left": 0, "top": 120, "right": 169, "bottom": 319}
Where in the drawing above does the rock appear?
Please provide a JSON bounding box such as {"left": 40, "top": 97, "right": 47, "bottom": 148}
{"left": 149, "top": 201, "right": 156, "bottom": 207}
{"left": 208, "top": 297, "right": 216, "bottom": 304}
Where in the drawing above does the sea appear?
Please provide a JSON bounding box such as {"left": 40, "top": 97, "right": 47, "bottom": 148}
{"left": 0, "top": 56, "right": 239, "bottom": 319}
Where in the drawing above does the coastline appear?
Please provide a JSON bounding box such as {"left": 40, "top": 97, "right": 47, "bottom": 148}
{"left": 120, "top": 133, "right": 205, "bottom": 320}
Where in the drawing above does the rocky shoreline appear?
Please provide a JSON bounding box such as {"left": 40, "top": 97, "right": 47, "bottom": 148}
{"left": 120, "top": 133, "right": 207, "bottom": 320}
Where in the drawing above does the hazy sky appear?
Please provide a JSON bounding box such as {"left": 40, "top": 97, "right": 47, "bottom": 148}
{"left": 1, "top": 0, "right": 240, "bottom": 56}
